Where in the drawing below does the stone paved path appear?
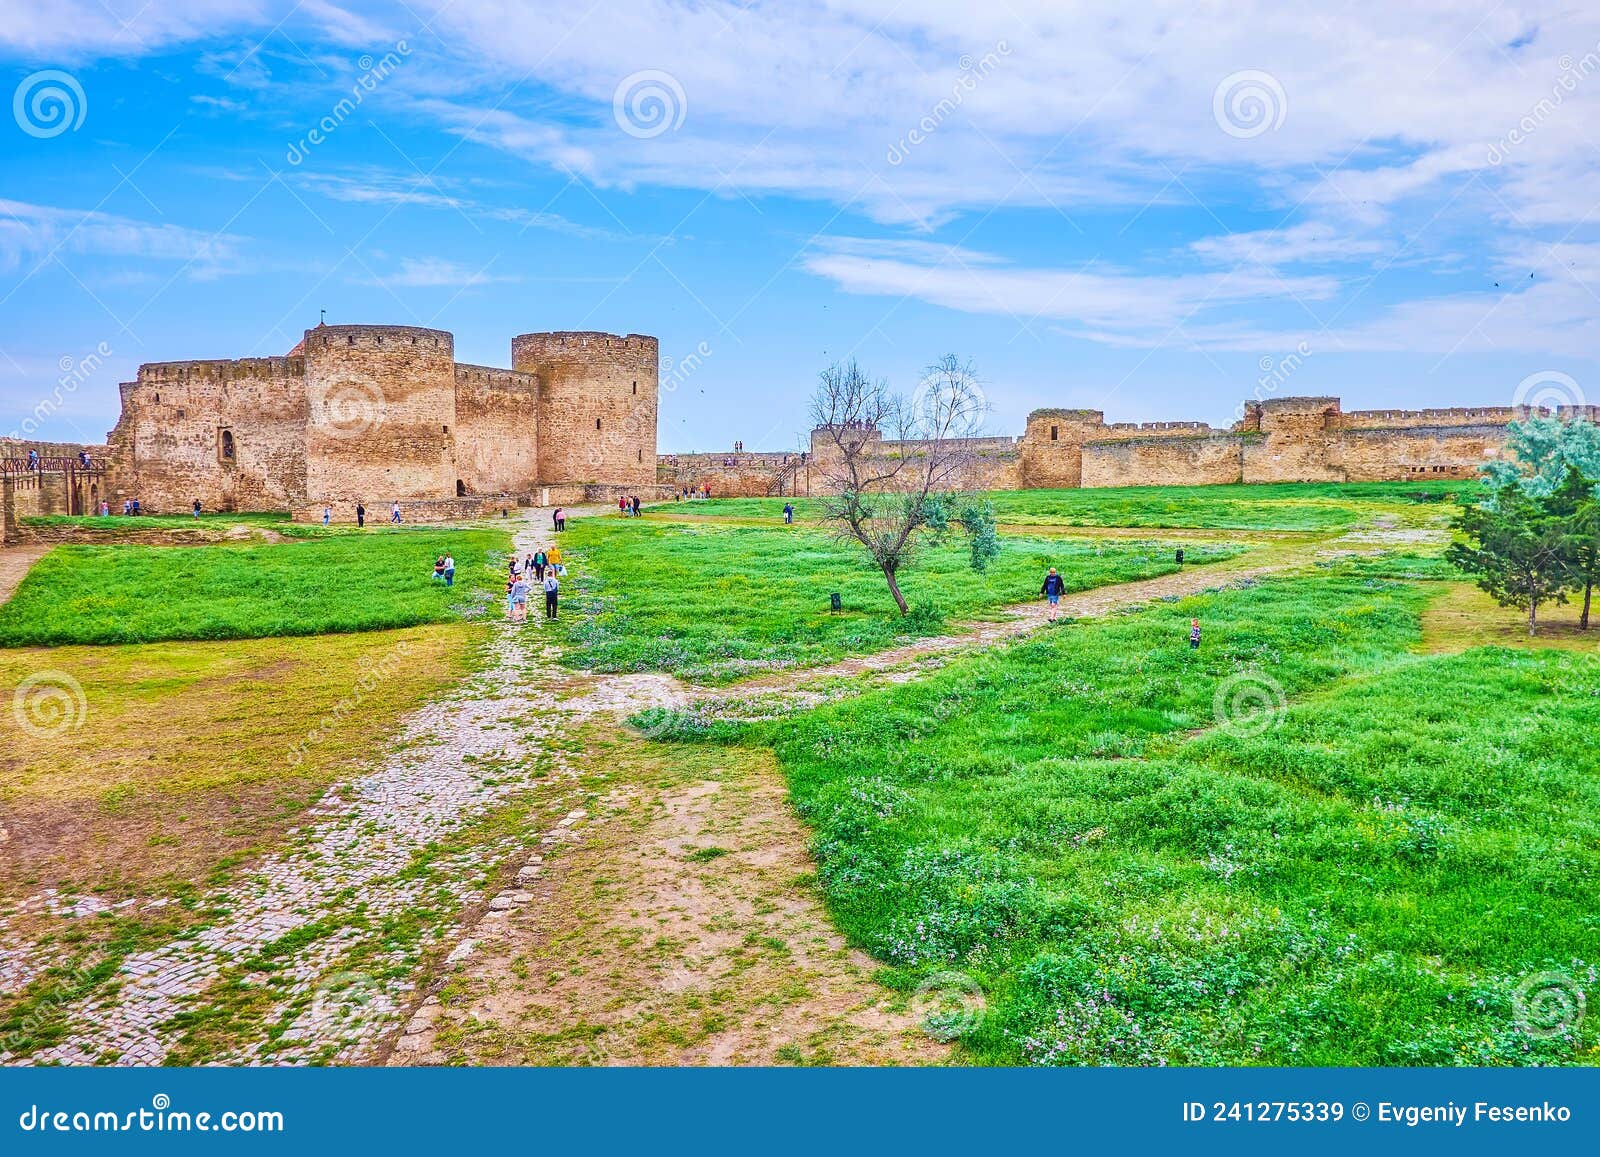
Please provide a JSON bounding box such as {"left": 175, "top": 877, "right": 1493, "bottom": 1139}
{"left": 1, "top": 512, "right": 589, "bottom": 1066}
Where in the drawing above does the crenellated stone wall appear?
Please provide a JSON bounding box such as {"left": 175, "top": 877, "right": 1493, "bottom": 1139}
{"left": 93, "top": 322, "right": 658, "bottom": 516}
{"left": 667, "top": 395, "right": 1583, "bottom": 494}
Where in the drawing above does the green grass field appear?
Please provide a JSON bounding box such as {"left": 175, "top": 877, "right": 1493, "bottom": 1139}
{"left": 553, "top": 518, "right": 1242, "bottom": 682}
{"left": 653, "top": 481, "right": 1473, "bottom": 532}
{"left": 0, "top": 528, "right": 511, "bottom": 646}
{"left": 662, "top": 570, "right": 1598, "bottom": 1065}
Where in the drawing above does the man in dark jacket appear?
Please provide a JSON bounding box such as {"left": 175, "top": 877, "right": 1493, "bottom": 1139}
{"left": 1041, "top": 567, "right": 1066, "bottom": 621}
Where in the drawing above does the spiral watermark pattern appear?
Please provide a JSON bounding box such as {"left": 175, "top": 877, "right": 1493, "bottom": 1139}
{"left": 911, "top": 971, "right": 986, "bottom": 1042}
{"left": 12, "top": 671, "right": 88, "bottom": 738}
{"left": 1513, "top": 971, "right": 1585, "bottom": 1039}
{"left": 613, "top": 70, "right": 687, "bottom": 139}
{"left": 1211, "top": 671, "right": 1286, "bottom": 737}
{"left": 13, "top": 70, "right": 87, "bottom": 139}
{"left": 622, "top": 678, "right": 688, "bottom": 740}
{"left": 1512, "top": 370, "right": 1585, "bottom": 412}
{"left": 910, "top": 362, "right": 988, "bottom": 438}
{"left": 1212, "top": 70, "right": 1287, "bottom": 138}
{"left": 319, "top": 380, "right": 388, "bottom": 439}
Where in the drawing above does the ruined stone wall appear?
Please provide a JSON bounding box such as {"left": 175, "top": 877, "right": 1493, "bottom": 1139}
{"left": 303, "top": 325, "right": 456, "bottom": 506}
{"left": 1019, "top": 410, "right": 1102, "bottom": 488}
{"left": 513, "top": 331, "right": 658, "bottom": 486}
{"left": 659, "top": 451, "right": 809, "bottom": 497}
{"left": 1243, "top": 396, "right": 1346, "bottom": 483}
{"left": 451, "top": 364, "right": 540, "bottom": 495}
{"left": 1333, "top": 424, "right": 1508, "bottom": 481}
{"left": 1081, "top": 435, "right": 1245, "bottom": 488}
{"left": 105, "top": 358, "right": 307, "bottom": 513}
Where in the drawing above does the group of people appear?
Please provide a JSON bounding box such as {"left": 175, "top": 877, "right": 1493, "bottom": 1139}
{"left": 432, "top": 553, "right": 457, "bottom": 586}
{"left": 506, "top": 548, "right": 563, "bottom": 622}
{"left": 617, "top": 495, "right": 645, "bottom": 516}
{"left": 676, "top": 486, "right": 713, "bottom": 500}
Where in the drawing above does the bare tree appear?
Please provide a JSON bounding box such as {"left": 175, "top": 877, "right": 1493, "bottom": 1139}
{"left": 809, "top": 356, "right": 999, "bottom": 614}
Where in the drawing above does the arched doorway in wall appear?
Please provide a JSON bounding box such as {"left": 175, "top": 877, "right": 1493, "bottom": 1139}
{"left": 456, "top": 479, "right": 466, "bottom": 497}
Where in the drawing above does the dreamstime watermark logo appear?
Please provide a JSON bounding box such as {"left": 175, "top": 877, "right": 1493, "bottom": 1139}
{"left": 622, "top": 679, "right": 688, "bottom": 740}
{"left": 13, "top": 70, "right": 86, "bottom": 138}
{"left": 287, "top": 641, "right": 413, "bottom": 766}
{"left": 1211, "top": 671, "right": 1286, "bottom": 737}
{"left": 612, "top": 70, "right": 687, "bottom": 139}
{"left": 887, "top": 42, "right": 1011, "bottom": 165}
{"left": 911, "top": 971, "right": 986, "bottom": 1042}
{"left": 285, "top": 43, "right": 411, "bottom": 164}
{"left": 308, "top": 970, "right": 384, "bottom": 1032}
{"left": 316, "top": 380, "right": 389, "bottom": 439}
{"left": 1513, "top": 971, "right": 1585, "bottom": 1039}
{"left": 12, "top": 671, "right": 87, "bottom": 739}
{"left": 1235, "top": 341, "right": 1313, "bottom": 419}
{"left": 1487, "top": 43, "right": 1600, "bottom": 165}
{"left": 1212, "top": 70, "right": 1287, "bottom": 138}
{"left": 909, "top": 362, "right": 988, "bottom": 435}
{"left": 1513, "top": 370, "right": 1585, "bottom": 412}
{"left": 7, "top": 341, "right": 112, "bottom": 441}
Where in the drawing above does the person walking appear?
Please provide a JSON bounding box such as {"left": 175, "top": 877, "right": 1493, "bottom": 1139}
{"left": 356, "top": 503, "right": 366, "bottom": 528}
{"left": 322, "top": 505, "right": 331, "bottom": 526}
{"left": 548, "top": 544, "right": 563, "bottom": 574}
{"left": 783, "top": 502, "right": 794, "bottom": 525}
{"left": 391, "top": 502, "right": 402, "bottom": 525}
{"left": 193, "top": 499, "right": 202, "bottom": 519}
{"left": 553, "top": 507, "right": 566, "bottom": 532}
{"left": 1189, "top": 618, "right": 1202, "bottom": 650}
{"left": 26, "top": 449, "right": 38, "bottom": 472}
{"left": 532, "top": 549, "right": 547, "bottom": 580}
{"left": 632, "top": 494, "right": 641, "bottom": 516}
{"left": 1041, "top": 567, "right": 1066, "bottom": 621}
{"left": 443, "top": 553, "right": 456, "bottom": 587}
{"left": 510, "top": 573, "right": 531, "bottom": 622}
{"left": 542, "top": 570, "right": 559, "bottom": 619}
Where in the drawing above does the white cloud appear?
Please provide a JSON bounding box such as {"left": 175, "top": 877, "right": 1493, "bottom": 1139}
{"left": 803, "top": 236, "right": 1340, "bottom": 347}
{"left": 0, "top": 198, "right": 245, "bottom": 276}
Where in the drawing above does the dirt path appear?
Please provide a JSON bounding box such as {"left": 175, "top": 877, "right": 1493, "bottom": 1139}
{"left": 0, "top": 545, "right": 47, "bottom": 606}
{"left": 388, "top": 730, "right": 947, "bottom": 1066}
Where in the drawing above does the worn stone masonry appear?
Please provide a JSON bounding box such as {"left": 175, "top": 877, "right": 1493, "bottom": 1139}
{"left": 98, "top": 324, "right": 658, "bottom": 517}
{"left": 662, "top": 395, "right": 1600, "bottom": 496}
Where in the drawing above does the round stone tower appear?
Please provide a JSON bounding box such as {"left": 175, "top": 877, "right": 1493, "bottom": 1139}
{"left": 302, "top": 324, "right": 457, "bottom": 504}
{"left": 512, "top": 331, "right": 658, "bottom": 486}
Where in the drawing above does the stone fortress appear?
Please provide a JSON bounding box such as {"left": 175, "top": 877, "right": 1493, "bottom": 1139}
{"left": 93, "top": 323, "right": 660, "bottom": 519}
{"left": 661, "top": 395, "right": 1600, "bottom": 497}
{"left": 6, "top": 326, "right": 1599, "bottom": 534}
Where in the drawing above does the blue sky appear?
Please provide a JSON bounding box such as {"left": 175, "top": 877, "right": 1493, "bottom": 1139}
{"left": 2, "top": 0, "right": 1598, "bottom": 451}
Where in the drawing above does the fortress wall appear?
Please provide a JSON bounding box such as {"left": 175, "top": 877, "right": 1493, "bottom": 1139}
{"left": 451, "top": 364, "right": 540, "bottom": 495}
{"left": 1081, "top": 435, "right": 1244, "bottom": 488}
{"left": 1333, "top": 424, "right": 1508, "bottom": 481}
{"left": 1338, "top": 407, "right": 1519, "bottom": 431}
{"left": 513, "top": 332, "right": 658, "bottom": 487}
{"left": 1018, "top": 410, "right": 1105, "bottom": 488}
{"left": 302, "top": 325, "right": 457, "bottom": 505}
{"left": 107, "top": 358, "right": 308, "bottom": 512}
{"left": 1245, "top": 397, "right": 1345, "bottom": 482}
{"left": 658, "top": 451, "right": 810, "bottom": 497}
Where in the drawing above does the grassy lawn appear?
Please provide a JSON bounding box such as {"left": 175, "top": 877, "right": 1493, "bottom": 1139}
{"left": 653, "top": 481, "right": 1472, "bottom": 532}
{"left": 0, "top": 624, "right": 480, "bottom": 898}
{"left": 553, "top": 519, "right": 1242, "bottom": 682}
{"left": 0, "top": 527, "right": 511, "bottom": 646}
{"left": 22, "top": 513, "right": 295, "bottom": 529}
{"left": 665, "top": 570, "right": 1598, "bottom": 1065}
